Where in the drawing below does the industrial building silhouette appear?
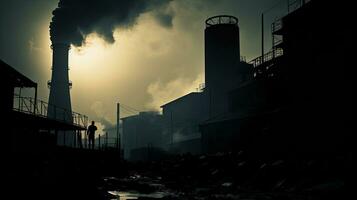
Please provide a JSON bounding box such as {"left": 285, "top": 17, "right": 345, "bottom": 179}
{"left": 122, "top": 111, "right": 164, "bottom": 160}
{"left": 121, "top": 0, "right": 346, "bottom": 160}
{"left": 1, "top": 59, "right": 87, "bottom": 153}
{"left": 1, "top": 0, "right": 347, "bottom": 198}
{"left": 1, "top": 60, "right": 123, "bottom": 199}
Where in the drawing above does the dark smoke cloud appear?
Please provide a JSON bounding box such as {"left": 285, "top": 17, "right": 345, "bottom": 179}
{"left": 50, "top": 0, "right": 173, "bottom": 46}
{"left": 153, "top": 9, "right": 174, "bottom": 28}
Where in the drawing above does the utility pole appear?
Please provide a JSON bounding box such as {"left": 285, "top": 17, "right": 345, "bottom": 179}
{"left": 209, "top": 89, "right": 212, "bottom": 119}
{"left": 170, "top": 111, "right": 173, "bottom": 146}
{"left": 33, "top": 85, "right": 37, "bottom": 114}
{"left": 287, "top": 0, "right": 290, "bottom": 13}
{"left": 85, "top": 130, "right": 88, "bottom": 149}
{"left": 78, "top": 130, "right": 82, "bottom": 149}
{"left": 106, "top": 131, "right": 108, "bottom": 149}
{"left": 117, "top": 103, "right": 120, "bottom": 154}
{"left": 98, "top": 134, "right": 101, "bottom": 150}
{"left": 261, "top": 13, "right": 264, "bottom": 62}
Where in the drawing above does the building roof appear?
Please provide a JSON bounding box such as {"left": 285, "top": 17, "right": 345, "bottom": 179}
{"left": 160, "top": 92, "right": 202, "bottom": 108}
{"left": 0, "top": 59, "right": 37, "bottom": 88}
{"left": 121, "top": 114, "right": 139, "bottom": 121}
{"left": 121, "top": 111, "right": 161, "bottom": 121}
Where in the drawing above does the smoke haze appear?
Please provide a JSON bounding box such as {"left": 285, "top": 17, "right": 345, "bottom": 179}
{"left": 50, "top": 0, "right": 173, "bottom": 46}
{"left": 1, "top": 0, "right": 286, "bottom": 125}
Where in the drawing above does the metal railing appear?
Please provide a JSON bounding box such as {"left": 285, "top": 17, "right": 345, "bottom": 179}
{"left": 98, "top": 137, "right": 120, "bottom": 150}
{"left": 205, "top": 15, "right": 238, "bottom": 27}
{"left": 272, "top": 18, "right": 283, "bottom": 34}
{"left": 288, "top": 0, "right": 311, "bottom": 13}
{"left": 13, "top": 94, "right": 88, "bottom": 129}
{"left": 249, "top": 48, "right": 284, "bottom": 68}
{"left": 272, "top": 0, "right": 312, "bottom": 34}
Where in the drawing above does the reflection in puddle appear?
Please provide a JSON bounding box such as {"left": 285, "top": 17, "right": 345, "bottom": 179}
{"left": 108, "top": 191, "right": 167, "bottom": 200}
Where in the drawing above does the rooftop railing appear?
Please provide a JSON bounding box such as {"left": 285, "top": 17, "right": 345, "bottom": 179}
{"left": 288, "top": 0, "right": 311, "bottom": 13}
{"left": 13, "top": 94, "right": 88, "bottom": 129}
{"left": 249, "top": 48, "right": 284, "bottom": 68}
{"left": 205, "top": 15, "right": 238, "bottom": 27}
{"left": 272, "top": 0, "right": 312, "bottom": 34}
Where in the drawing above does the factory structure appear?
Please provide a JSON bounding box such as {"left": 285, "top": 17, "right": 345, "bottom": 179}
{"left": 122, "top": 111, "right": 164, "bottom": 160}
{"left": 122, "top": 14, "right": 251, "bottom": 160}
{"left": 1, "top": 59, "right": 88, "bottom": 154}
{"left": 121, "top": 0, "right": 346, "bottom": 160}
{"left": 2, "top": 19, "right": 89, "bottom": 152}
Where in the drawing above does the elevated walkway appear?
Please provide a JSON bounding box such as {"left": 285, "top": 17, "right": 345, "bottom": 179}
{"left": 13, "top": 94, "right": 88, "bottom": 130}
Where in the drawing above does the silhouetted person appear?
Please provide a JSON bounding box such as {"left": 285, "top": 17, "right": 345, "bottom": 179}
{"left": 87, "top": 121, "right": 97, "bottom": 149}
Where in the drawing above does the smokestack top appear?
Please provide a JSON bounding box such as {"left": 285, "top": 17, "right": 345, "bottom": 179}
{"left": 205, "top": 15, "right": 238, "bottom": 28}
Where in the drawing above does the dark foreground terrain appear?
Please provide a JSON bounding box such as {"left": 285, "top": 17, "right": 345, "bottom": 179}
{"left": 6, "top": 147, "right": 346, "bottom": 200}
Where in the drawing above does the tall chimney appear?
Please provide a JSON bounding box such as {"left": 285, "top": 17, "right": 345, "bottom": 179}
{"left": 48, "top": 42, "right": 73, "bottom": 146}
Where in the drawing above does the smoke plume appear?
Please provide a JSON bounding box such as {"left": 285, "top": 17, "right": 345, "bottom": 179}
{"left": 50, "top": 0, "right": 173, "bottom": 46}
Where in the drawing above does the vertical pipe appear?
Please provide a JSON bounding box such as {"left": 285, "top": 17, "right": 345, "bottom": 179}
{"left": 287, "top": 0, "right": 290, "bottom": 13}
{"left": 19, "top": 87, "right": 22, "bottom": 111}
{"left": 34, "top": 84, "right": 38, "bottom": 114}
{"left": 85, "top": 132, "right": 88, "bottom": 149}
{"left": 99, "top": 134, "right": 101, "bottom": 150}
{"left": 170, "top": 111, "right": 173, "bottom": 146}
{"left": 117, "top": 103, "right": 120, "bottom": 152}
{"left": 78, "top": 130, "right": 82, "bottom": 149}
{"left": 106, "top": 132, "right": 108, "bottom": 149}
{"left": 272, "top": 23, "right": 275, "bottom": 59}
{"left": 80, "top": 130, "right": 83, "bottom": 148}
{"left": 135, "top": 123, "right": 138, "bottom": 148}
{"left": 76, "top": 130, "right": 79, "bottom": 148}
{"left": 73, "top": 130, "right": 77, "bottom": 147}
{"left": 261, "top": 13, "right": 264, "bottom": 62}
{"left": 29, "top": 98, "right": 32, "bottom": 113}
{"left": 209, "top": 89, "right": 212, "bottom": 119}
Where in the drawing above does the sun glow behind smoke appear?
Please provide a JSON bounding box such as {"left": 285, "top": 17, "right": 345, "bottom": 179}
{"left": 65, "top": 12, "right": 205, "bottom": 124}
{"left": 3, "top": 0, "right": 279, "bottom": 130}
{"left": 70, "top": 33, "right": 123, "bottom": 87}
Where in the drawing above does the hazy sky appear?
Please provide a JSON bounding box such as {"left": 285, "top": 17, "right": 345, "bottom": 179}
{"left": 1, "top": 0, "right": 288, "bottom": 131}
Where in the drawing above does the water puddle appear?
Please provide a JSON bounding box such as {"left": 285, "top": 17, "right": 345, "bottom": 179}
{"left": 108, "top": 191, "right": 168, "bottom": 200}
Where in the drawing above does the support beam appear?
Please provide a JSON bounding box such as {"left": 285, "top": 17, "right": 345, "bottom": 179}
{"left": 117, "top": 103, "right": 120, "bottom": 152}
{"left": 34, "top": 84, "right": 38, "bottom": 114}
{"left": 261, "top": 13, "right": 264, "bottom": 62}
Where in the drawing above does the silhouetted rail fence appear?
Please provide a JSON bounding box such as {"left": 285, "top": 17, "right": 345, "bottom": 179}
{"left": 249, "top": 48, "right": 284, "bottom": 68}
{"left": 13, "top": 94, "right": 88, "bottom": 129}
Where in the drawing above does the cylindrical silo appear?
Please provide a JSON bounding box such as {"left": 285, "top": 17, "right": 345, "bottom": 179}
{"left": 204, "top": 15, "right": 241, "bottom": 117}
{"left": 205, "top": 15, "right": 240, "bottom": 90}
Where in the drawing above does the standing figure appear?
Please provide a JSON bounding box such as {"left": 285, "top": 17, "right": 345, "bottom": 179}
{"left": 87, "top": 121, "right": 97, "bottom": 149}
